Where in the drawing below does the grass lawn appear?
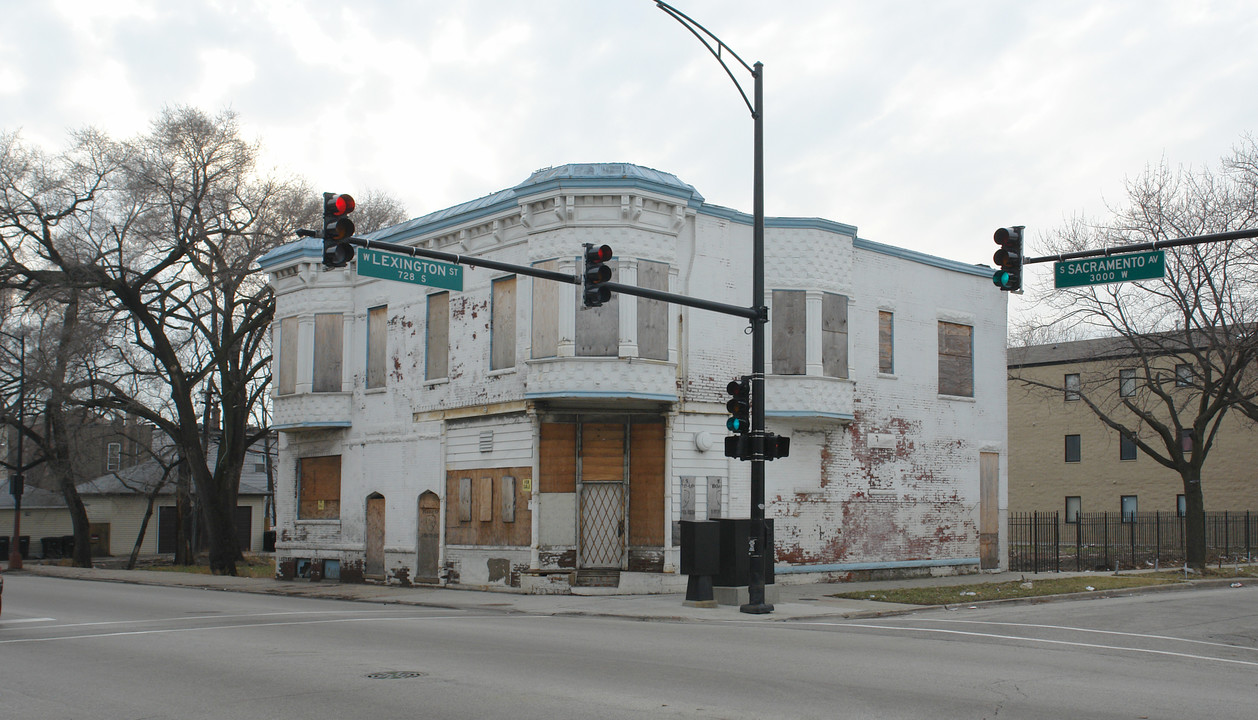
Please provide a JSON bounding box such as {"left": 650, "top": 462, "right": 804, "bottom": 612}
{"left": 142, "top": 554, "right": 276, "bottom": 579}
{"left": 829, "top": 566, "right": 1257, "bottom": 606}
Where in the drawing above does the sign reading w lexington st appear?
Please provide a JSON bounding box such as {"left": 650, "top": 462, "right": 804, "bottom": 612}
{"left": 1054, "top": 250, "right": 1165, "bottom": 289}
{"left": 356, "top": 247, "right": 463, "bottom": 291}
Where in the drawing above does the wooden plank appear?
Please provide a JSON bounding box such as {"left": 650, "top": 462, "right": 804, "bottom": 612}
{"left": 458, "top": 477, "right": 472, "bottom": 521}
{"left": 629, "top": 422, "right": 665, "bottom": 546}
{"left": 637, "top": 260, "right": 669, "bottom": 361}
{"left": 426, "top": 292, "right": 449, "bottom": 379}
{"left": 312, "top": 313, "right": 343, "bottom": 392}
{"left": 298, "top": 455, "right": 340, "bottom": 520}
{"left": 581, "top": 423, "right": 625, "bottom": 482}
{"left": 979, "top": 452, "right": 999, "bottom": 569}
{"left": 539, "top": 423, "right": 577, "bottom": 493}
{"left": 365, "top": 495, "right": 385, "bottom": 577}
{"left": 576, "top": 262, "right": 618, "bottom": 357}
{"left": 878, "top": 310, "right": 894, "bottom": 374}
{"left": 501, "top": 476, "right": 516, "bottom": 522}
{"left": 278, "top": 317, "right": 298, "bottom": 395}
{"left": 367, "top": 305, "right": 387, "bottom": 388}
{"left": 772, "top": 290, "right": 805, "bottom": 375}
{"left": 821, "top": 292, "right": 848, "bottom": 378}
{"left": 938, "top": 321, "right": 974, "bottom": 396}
{"left": 445, "top": 468, "right": 533, "bottom": 547}
{"left": 478, "top": 477, "right": 494, "bottom": 522}
{"left": 492, "top": 276, "right": 516, "bottom": 370}
{"left": 531, "top": 260, "right": 559, "bottom": 359}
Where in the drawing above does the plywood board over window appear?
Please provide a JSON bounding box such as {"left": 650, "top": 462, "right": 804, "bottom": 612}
{"left": 531, "top": 260, "right": 560, "bottom": 359}
{"left": 821, "top": 292, "right": 848, "bottom": 378}
{"left": 577, "top": 262, "right": 618, "bottom": 357}
{"left": 938, "top": 321, "right": 974, "bottom": 397}
{"left": 445, "top": 467, "right": 532, "bottom": 546}
{"left": 628, "top": 422, "right": 665, "bottom": 547}
{"left": 540, "top": 423, "right": 577, "bottom": 493}
{"left": 313, "top": 313, "right": 343, "bottom": 392}
{"left": 298, "top": 455, "right": 341, "bottom": 520}
{"left": 366, "top": 305, "right": 387, "bottom": 389}
{"left": 426, "top": 292, "right": 449, "bottom": 380}
{"left": 278, "top": 317, "right": 298, "bottom": 395}
{"left": 491, "top": 276, "right": 516, "bottom": 370}
{"left": 772, "top": 290, "right": 805, "bottom": 375}
{"left": 878, "top": 311, "right": 894, "bottom": 374}
{"left": 637, "top": 260, "right": 669, "bottom": 361}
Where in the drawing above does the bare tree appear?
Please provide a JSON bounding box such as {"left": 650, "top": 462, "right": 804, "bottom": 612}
{"left": 0, "top": 108, "right": 311, "bottom": 574}
{"left": 1012, "top": 144, "right": 1258, "bottom": 570}
{"left": 352, "top": 187, "right": 410, "bottom": 235}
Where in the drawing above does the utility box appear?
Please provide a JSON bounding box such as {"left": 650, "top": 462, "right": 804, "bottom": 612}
{"left": 679, "top": 520, "right": 720, "bottom": 576}
{"left": 715, "top": 518, "right": 775, "bottom": 587}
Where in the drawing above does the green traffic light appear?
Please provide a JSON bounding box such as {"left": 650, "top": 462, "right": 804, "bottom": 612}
{"left": 727, "top": 417, "right": 750, "bottom": 433}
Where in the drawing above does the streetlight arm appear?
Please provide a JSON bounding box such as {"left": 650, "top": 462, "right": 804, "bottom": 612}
{"left": 654, "top": 1, "right": 757, "bottom": 117}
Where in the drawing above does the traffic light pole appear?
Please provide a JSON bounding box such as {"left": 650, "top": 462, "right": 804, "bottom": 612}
{"left": 1021, "top": 227, "right": 1258, "bottom": 265}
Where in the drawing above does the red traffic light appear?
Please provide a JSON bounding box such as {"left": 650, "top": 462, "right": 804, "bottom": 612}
{"left": 325, "top": 193, "right": 355, "bottom": 216}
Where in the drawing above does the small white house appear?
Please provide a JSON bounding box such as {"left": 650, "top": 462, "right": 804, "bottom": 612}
{"left": 259, "top": 163, "right": 1008, "bottom": 592}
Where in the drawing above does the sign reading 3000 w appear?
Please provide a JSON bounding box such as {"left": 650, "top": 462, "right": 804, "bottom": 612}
{"left": 1054, "top": 250, "right": 1165, "bottom": 289}
{"left": 356, "top": 248, "right": 463, "bottom": 291}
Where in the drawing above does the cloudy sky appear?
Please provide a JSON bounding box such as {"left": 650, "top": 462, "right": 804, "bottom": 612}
{"left": 3, "top": 0, "right": 1256, "bottom": 314}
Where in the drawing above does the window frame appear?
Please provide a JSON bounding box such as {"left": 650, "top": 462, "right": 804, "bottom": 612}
{"left": 106, "top": 442, "right": 122, "bottom": 472}
{"left": 1175, "top": 363, "right": 1192, "bottom": 387}
{"left": 1064, "top": 496, "right": 1081, "bottom": 524}
{"left": 297, "top": 455, "right": 342, "bottom": 521}
{"left": 937, "top": 321, "right": 974, "bottom": 398}
{"left": 1064, "top": 373, "right": 1081, "bottom": 401}
{"left": 491, "top": 276, "right": 517, "bottom": 371}
{"left": 426, "top": 291, "right": 450, "bottom": 381}
{"left": 1120, "top": 433, "right": 1137, "bottom": 461}
{"left": 878, "top": 310, "right": 894, "bottom": 375}
{"left": 1121, "top": 495, "right": 1138, "bottom": 522}
{"left": 1119, "top": 368, "right": 1136, "bottom": 398}
{"left": 1064, "top": 434, "right": 1082, "bottom": 463}
{"left": 366, "top": 305, "right": 388, "bottom": 389}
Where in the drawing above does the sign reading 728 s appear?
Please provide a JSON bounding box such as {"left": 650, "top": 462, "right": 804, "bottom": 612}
{"left": 356, "top": 248, "right": 463, "bottom": 291}
{"left": 1054, "top": 250, "right": 1165, "bottom": 288}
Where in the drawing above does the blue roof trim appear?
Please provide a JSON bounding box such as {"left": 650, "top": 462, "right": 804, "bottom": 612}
{"left": 259, "top": 237, "right": 323, "bottom": 269}
{"left": 524, "top": 390, "right": 678, "bottom": 403}
{"left": 854, "top": 237, "right": 993, "bottom": 278}
{"left": 697, "top": 204, "right": 859, "bottom": 237}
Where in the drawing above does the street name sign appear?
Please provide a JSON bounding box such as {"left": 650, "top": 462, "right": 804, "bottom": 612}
{"left": 1054, "top": 250, "right": 1165, "bottom": 289}
{"left": 356, "top": 248, "right": 463, "bottom": 291}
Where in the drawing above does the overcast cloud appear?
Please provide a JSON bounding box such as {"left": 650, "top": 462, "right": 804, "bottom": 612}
{"left": 3, "top": 0, "right": 1256, "bottom": 319}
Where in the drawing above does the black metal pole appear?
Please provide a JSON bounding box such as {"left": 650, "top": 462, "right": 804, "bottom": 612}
{"left": 7, "top": 335, "right": 24, "bottom": 570}
{"left": 742, "top": 61, "right": 771, "bottom": 614}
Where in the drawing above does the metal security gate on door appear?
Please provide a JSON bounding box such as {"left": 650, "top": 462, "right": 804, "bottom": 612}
{"left": 578, "top": 422, "right": 628, "bottom": 569}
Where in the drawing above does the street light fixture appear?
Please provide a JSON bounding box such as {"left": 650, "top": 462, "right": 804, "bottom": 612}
{"left": 655, "top": 0, "right": 772, "bottom": 614}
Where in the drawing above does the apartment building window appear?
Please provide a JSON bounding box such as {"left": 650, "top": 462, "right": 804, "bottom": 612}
{"left": 366, "top": 305, "right": 387, "bottom": 389}
{"left": 298, "top": 455, "right": 341, "bottom": 520}
{"left": 1180, "top": 428, "right": 1193, "bottom": 456}
{"left": 822, "top": 293, "right": 849, "bottom": 378}
{"left": 1120, "top": 433, "right": 1137, "bottom": 461}
{"left": 1065, "top": 496, "right": 1081, "bottom": 524}
{"left": 106, "top": 442, "right": 122, "bottom": 472}
{"left": 312, "top": 313, "right": 344, "bottom": 393}
{"left": 1064, "top": 373, "right": 1081, "bottom": 401}
{"left": 1177, "top": 494, "right": 1186, "bottom": 517}
{"left": 491, "top": 276, "right": 516, "bottom": 370}
{"left": 938, "top": 321, "right": 974, "bottom": 397}
{"left": 1119, "top": 368, "right": 1136, "bottom": 397}
{"left": 1175, "top": 363, "right": 1192, "bottom": 387}
{"left": 426, "top": 292, "right": 449, "bottom": 380}
{"left": 278, "top": 317, "right": 298, "bottom": 395}
{"left": 1064, "top": 434, "right": 1081, "bottom": 463}
{"left": 637, "top": 260, "right": 669, "bottom": 361}
{"left": 878, "top": 311, "right": 894, "bottom": 374}
{"left": 1121, "top": 495, "right": 1138, "bottom": 522}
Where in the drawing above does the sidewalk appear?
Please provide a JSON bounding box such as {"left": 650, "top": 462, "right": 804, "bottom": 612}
{"left": 8, "top": 563, "right": 1152, "bottom": 622}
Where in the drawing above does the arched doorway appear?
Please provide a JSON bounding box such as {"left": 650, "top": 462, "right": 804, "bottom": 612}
{"left": 365, "top": 493, "right": 386, "bottom": 579}
{"left": 416, "top": 491, "right": 441, "bottom": 583}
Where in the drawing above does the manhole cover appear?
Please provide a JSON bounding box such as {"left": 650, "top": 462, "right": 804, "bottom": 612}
{"left": 365, "top": 671, "right": 428, "bottom": 680}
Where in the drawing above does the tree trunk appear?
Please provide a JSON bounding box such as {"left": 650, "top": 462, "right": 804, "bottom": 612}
{"left": 174, "top": 460, "right": 194, "bottom": 566}
{"left": 60, "top": 475, "right": 93, "bottom": 568}
{"left": 1182, "top": 473, "right": 1206, "bottom": 570}
{"left": 126, "top": 486, "right": 162, "bottom": 570}
{"left": 200, "top": 481, "right": 240, "bottom": 575}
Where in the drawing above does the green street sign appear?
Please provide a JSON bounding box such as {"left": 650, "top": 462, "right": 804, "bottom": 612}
{"left": 356, "top": 248, "right": 463, "bottom": 291}
{"left": 1054, "top": 250, "right": 1165, "bottom": 288}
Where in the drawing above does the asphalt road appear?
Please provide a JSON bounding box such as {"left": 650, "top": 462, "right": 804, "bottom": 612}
{"left": 2, "top": 575, "right": 1255, "bottom": 719}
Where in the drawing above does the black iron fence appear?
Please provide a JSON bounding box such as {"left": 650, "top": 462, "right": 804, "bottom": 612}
{"left": 1009, "top": 511, "right": 1257, "bottom": 573}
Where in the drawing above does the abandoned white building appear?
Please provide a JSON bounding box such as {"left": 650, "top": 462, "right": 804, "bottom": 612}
{"left": 258, "top": 163, "right": 1008, "bottom": 592}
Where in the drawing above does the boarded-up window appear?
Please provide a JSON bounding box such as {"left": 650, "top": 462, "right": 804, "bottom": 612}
{"left": 938, "top": 321, "right": 974, "bottom": 397}
{"left": 278, "top": 317, "right": 298, "bottom": 395}
{"left": 878, "top": 311, "right": 894, "bottom": 374}
{"left": 628, "top": 422, "right": 665, "bottom": 546}
{"left": 821, "top": 292, "right": 848, "bottom": 378}
{"left": 772, "top": 290, "right": 805, "bottom": 375}
{"left": 426, "top": 292, "right": 449, "bottom": 380}
{"left": 313, "top": 313, "right": 343, "bottom": 392}
{"left": 366, "top": 305, "right": 387, "bottom": 389}
{"left": 577, "top": 260, "right": 618, "bottom": 357}
{"left": 531, "top": 260, "right": 559, "bottom": 359}
{"left": 478, "top": 477, "right": 494, "bottom": 521}
{"left": 540, "top": 423, "right": 577, "bottom": 493}
{"left": 638, "top": 260, "right": 669, "bottom": 361}
{"left": 298, "top": 455, "right": 341, "bottom": 520}
{"left": 445, "top": 467, "right": 532, "bottom": 546}
{"left": 581, "top": 423, "right": 625, "bottom": 482}
{"left": 492, "top": 276, "right": 516, "bottom": 370}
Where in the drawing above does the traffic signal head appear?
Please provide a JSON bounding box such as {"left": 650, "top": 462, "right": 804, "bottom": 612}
{"left": 583, "top": 243, "right": 613, "bottom": 307}
{"left": 992, "top": 225, "right": 1024, "bottom": 292}
{"left": 725, "top": 377, "right": 750, "bottom": 434}
{"left": 323, "top": 192, "right": 356, "bottom": 268}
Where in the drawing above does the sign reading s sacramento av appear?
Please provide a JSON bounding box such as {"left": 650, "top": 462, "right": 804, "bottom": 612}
{"left": 1054, "top": 250, "right": 1165, "bottom": 289}
{"left": 356, "top": 248, "right": 463, "bottom": 291}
